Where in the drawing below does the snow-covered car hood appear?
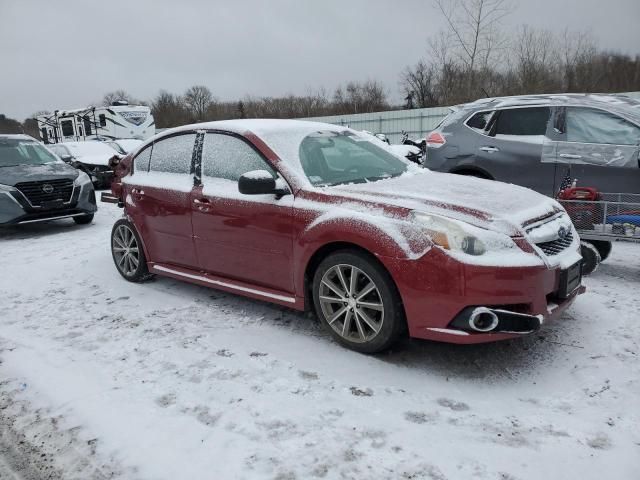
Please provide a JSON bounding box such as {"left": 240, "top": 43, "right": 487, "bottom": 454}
{"left": 331, "top": 171, "right": 561, "bottom": 236}
{"left": 0, "top": 162, "right": 78, "bottom": 186}
{"left": 75, "top": 153, "right": 116, "bottom": 167}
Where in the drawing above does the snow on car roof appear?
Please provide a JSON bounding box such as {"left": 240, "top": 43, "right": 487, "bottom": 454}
{"left": 458, "top": 93, "right": 640, "bottom": 113}
{"left": 62, "top": 141, "right": 119, "bottom": 155}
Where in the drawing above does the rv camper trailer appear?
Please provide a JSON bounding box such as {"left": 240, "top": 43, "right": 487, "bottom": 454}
{"left": 37, "top": 102, "right": 155, "bottom": 144}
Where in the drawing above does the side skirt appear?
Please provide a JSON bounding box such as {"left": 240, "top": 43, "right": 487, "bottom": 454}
{"left": 150, "top": 263, "right": 305, "bottom": 310}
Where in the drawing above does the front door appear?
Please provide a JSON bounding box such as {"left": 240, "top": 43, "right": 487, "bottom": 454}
{"left": 191, "top": 132, "right": 295, "bottom": 293}
{"left": 125, "top": 132, "right": 199, "bottom": 268}
{"left": 473, "top": 106, "right": 557, "bottom": 196}
{"left": 552, "top": 106, "right": 640, "bottom": 194}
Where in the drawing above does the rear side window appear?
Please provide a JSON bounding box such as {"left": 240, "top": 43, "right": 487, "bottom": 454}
{"left": 99, "top": 114, "right": 106, "bottom": 127}
{"left": 201, "top": 133, "right": 274, "bottom": 181}
{"left": 494, "top": 107, "right": 550, "bottom": 136}
{"left": 466, "top": 111, "right": 494, "bottom": 132}
{"left": 149, "top": 134, "right": 196, "bottom": 174}
{"left": 566, "top": 107, "right": 640, "bottom": 145}
{"left": 133, "top": 145, "right": 152, "bottom": 173}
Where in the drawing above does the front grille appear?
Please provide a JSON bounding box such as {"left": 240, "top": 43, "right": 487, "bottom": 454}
{"left": 536, "top": 231, "right": 574, "bottom": 256}
{"left": 15, "top": 179, "right": 74, "bottom": 206}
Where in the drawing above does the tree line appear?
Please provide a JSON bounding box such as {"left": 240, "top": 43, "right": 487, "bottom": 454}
{"left": 3, "top": 0, "right": 640, "bottom": 137}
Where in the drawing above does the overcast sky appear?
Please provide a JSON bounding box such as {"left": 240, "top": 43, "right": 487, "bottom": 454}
{"left": 1, "top": 0, "right": 639, "bottom": 120}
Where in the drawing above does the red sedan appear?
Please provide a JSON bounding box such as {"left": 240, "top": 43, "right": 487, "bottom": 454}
{"left": 107, "top": 120, "right": 584, "bottom": 353}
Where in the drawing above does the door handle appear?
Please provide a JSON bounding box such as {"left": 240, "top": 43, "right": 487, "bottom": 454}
{"left": 559, "top": 153, "right": 582, "bottom": 160}
{"left": 479, "top": 146, "right": 499, "bottom": 153}
{"left": 193, "top": 198, "right": 210, "bottom": 212}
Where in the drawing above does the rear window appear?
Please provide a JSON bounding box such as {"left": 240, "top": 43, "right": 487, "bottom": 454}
{"left": 494, "top": 107, "right": 550, "bottom": 136}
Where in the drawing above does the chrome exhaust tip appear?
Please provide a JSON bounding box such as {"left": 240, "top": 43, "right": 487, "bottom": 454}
{"left": 468, "top": 307, "right": 499, "bottom": 332}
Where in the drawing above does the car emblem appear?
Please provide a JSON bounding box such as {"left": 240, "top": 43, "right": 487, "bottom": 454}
{"left": 557, "top": 226, "right": 568, "bottom": 240}
{"left": 42, "top": 184, "right": 54, "bottom": 194}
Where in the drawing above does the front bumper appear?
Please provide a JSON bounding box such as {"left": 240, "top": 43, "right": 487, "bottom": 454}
{"left": 381, "top": 248, "right": 585, "bottom": 344}
{"left": 0, "top": 183, "right": 97, "bottom": 226}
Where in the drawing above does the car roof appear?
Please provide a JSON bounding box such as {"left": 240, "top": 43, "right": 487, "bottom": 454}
{"left": 457, "top": 93, "right": 640, "bottom": 114}
{"left": 154, "top": 119, "right": 348, "bottom": 142}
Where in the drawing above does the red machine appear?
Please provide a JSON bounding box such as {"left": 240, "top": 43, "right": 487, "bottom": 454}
{"left": 558, "top": 187, "right": 601, "bottom": 229}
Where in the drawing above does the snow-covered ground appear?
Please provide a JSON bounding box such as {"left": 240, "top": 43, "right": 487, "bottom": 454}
{"left": 0, "top": 204, "right": 639, "bottom": 480}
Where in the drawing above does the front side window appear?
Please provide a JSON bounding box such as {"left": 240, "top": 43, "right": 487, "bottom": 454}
{"left": 566, "top": 107, "right": 640, "bottom": 145}
{"left": 99, "top": 114, "right": 106, "bottom": 127}
{"left": 149, "top": 134, "right": 196, "bottom": 174}
{"left": 0, "top": 139, "right": 59, "bottom": 167}
{"left": 60, "top": 120, "right": 74, "bottom": 136}
{"left": 493, "top": 107, "right": 550, "bottom": 136}
{"left": 84, "top": 118, "right": 92, "bottom": 136}
{"left": 298, "top": 131, "right": 408, "bottom": 186}
{"left": 133, "top": 145, "right": 152, "bottom": 172}
{"left": 201, "top": 133, "right": 274, "bottom": 181}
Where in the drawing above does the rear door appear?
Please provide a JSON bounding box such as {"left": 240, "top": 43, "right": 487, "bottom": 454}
{"left": 124, "top": 132, "right": 199, "bottom": 268}
{"left": 473, "top": 106, "right": 557, "bottom": 196}
{"left": 553, "top": 106, "right": 640, "bottom": 194}
{"left": 191, "top": 132, "right": 295, "bottom": 293}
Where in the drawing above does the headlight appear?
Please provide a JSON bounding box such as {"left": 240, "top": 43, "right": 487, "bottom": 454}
{"left": 74, "top": 171, "right": 92, "bottom": 186}
{"left": 413, "top": 212, "right": 486, "bottom": 255}
{"left": 0, "top": 183, "right": 16, "bottom": 193}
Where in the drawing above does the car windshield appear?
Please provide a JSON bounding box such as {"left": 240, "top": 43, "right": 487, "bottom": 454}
{"left": 0, "top": 138, "right": 60, "bottom": 167}
{"left": 298, "top": 131, "right": 408, "bottom": 186}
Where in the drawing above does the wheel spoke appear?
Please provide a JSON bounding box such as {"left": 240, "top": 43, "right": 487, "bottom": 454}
{"left": 113, "top": 236, "right": 126, "bottom": 249}
{"left": 322, "top": 279, "right": 345, "bottom": 299}
{"left": 328, "top": 306, "right": 347, "bottom": 325}
{"left": 335, "top": 266, "right": 349, "bottom": 295}
{"left": 357, "top": 301, "right": 383, "bottom": 312}
{"left": 356, "top": 308, "right": 381, "bottom": 334}
{"left": 353, "top": 312, "right": 366, "bottom": 341}
{"left": 349, "top": 266, "right": 359, "bottom": 296}
{"left": 117, "top": 253, "right": 126, "bottom": 267}
{"left": 320, "top": 295, "right": 343, "bottom": 304}
{"left": 130, "top": 253, "right": 139, "bottom": 268}
{"left": 113, "top": 247, "right": 126, "bottom": 253}
{"left": 356, "top": 282, "right": 376, "bottom": 301}
{"left": 341, "top": 309, "right": 353, "bottom": 336}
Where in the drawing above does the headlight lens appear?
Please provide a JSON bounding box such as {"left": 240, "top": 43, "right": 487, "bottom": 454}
{"left": 413, "top": 212, "right": 486, "bottom": 256}
{"left": 74, "top": 171, "right": 92, "bottom": 186}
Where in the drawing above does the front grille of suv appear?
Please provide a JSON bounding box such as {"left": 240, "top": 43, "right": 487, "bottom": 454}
{"left": 15, "top": 179, "right": 74, "bottom": 207}
{"left": 536, "top": 231, "right": 574, "bottom": 256}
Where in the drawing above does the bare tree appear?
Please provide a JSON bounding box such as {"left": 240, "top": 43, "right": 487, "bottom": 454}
{"left": 151, "top": 90, "right": 189, "bottom": 128}
{"left": 401, "top": 61, "right": 439, "bottom": 108}
{"left": 434, "top": 0, "right": 512, "bottom": 98}
{"left": 183, "top": 85, "right": 214, "bottom": 121}
{"left": 511, "top": 25, "right": 560, "bottom": 93}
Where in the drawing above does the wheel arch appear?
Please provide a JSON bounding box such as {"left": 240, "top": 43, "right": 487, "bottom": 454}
{"left": 449, "top": 166, "right": 494, "bottom": 179}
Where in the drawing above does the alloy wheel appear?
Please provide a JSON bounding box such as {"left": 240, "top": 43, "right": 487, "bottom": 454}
{"left": 318, "top": 264, "right": 384, "bottom": 343}
{"left": 112, "top": 224, "right": 140, "bottom": 277}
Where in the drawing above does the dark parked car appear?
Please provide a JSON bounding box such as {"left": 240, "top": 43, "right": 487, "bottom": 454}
{"left": 106, "top": 120, "right": 583, "bottom": 353}
{"left": 47, "top": 141, "right": 120, "bottom": 188}
{"left": 424, "top": 94, "right": 640, "bottom": 196}
{"left": 0, "top": 135, "right": 97, "bottom": 226}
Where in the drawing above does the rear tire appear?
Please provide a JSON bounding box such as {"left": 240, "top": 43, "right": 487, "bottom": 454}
{"left": 580, "top": 241, "right": 601, "bottom": 276}
{"left": 73, "top": 213, "right": 94, "bottom": 225}
{"left": 312, "top": 250, "right": 405, "bottom": 354}
{"left": 111, "top": 219, "right": 153, "bottom": 282}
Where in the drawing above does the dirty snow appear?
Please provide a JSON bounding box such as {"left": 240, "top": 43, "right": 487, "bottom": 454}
{"left": 1, "top": 204, "right": 639, "bottom": 480}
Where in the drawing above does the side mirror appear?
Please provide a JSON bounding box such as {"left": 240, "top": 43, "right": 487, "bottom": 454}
{"left": 108, "top": 155, "right": 122, "bottom": 169}
{"left": 60, "top": 155, "right": 73, "bottom": 163}
{"left": 238, "top": 170, "right": 276, "bottom": 195}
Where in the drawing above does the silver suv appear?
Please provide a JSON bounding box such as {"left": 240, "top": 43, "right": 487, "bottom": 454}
{"left": 424, "top": 94, "right": 640, "bottom": 196}
{"left": 0, "top": 135, "right": 97, "bottom": 226}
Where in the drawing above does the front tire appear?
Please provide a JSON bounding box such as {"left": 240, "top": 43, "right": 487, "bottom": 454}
{"left": 580, "top": 241, "right": 601, "bottom": 276}
{"left": 111, "top": 219, "right": 153, "bottom": 282}
{"left": 312, "top": 250, "right": 405, "bottom": 353}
